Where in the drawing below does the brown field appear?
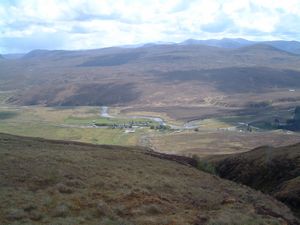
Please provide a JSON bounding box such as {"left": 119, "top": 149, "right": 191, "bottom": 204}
{"left": 147, "top": 130, "right": 300, "bottom": 157}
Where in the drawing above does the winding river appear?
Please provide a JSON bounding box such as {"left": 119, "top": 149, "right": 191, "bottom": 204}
{"left": 100, "top": 106, "right": 199, "bottom": 130}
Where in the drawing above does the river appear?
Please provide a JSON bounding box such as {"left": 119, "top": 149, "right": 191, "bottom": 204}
{"left": 100, "top": 106, "right": 200, "bottom": 129}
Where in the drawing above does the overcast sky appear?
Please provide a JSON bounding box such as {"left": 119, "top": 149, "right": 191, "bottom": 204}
{"left": 1, "top": 0, "right": 300, "bottom": 53}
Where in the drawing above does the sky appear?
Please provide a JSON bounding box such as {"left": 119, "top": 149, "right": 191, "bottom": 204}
{"left": 0, "top": 0, "right": 300, "bottom": 53}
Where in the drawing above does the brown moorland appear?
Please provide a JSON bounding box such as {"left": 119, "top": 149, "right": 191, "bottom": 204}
{"left": 0, "top": 132, "right": 299, "bottom": 225}
{"left": 2, "top": 44, "right": 300, "bottom": 111}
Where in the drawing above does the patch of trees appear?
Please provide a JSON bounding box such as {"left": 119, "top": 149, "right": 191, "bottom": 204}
{"left": 150, "top": 124, "right": 170, "bottom": 130}
{"left": 246, "top": 101, "right": 271, "bottom": 108}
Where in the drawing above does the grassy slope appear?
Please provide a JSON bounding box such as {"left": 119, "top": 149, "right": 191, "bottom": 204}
{"left": 0, "top": 133, "right": 298, "bottom": 225}
{"left": 213, "top": 143, "right": 300, "bottom": 216}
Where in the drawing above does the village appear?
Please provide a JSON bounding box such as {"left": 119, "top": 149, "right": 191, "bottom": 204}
{"left": 93, "top": 120, "right": 169, "bottom": 133}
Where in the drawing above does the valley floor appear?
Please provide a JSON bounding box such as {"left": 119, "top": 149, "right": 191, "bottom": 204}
{"left": 0, "top": 104, "right": 299, "bottom": 157}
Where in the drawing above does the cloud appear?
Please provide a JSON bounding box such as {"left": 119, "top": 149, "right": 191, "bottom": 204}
{"left": 0, "top": 0, "right": 300, "bottom": 53}
{"left": 201, "top": 13, "right": 234, "bottom": 33}
{"left": 0, "top": 32, "right": 68, "bottom": 53}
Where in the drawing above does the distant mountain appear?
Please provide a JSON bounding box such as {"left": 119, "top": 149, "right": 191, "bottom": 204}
{"left": 22, "top": 49, "right": 71, "bottom": 59}
{"left": 215, "top": 143, "right": 300, "bottom": 216}
{"left": 180, "top": 38, "right": 255, "bottom": 48}
{"left": 263, "top": 40, "right": 300, "bottom": 54}
{"left": 120, "top": 41, "right": 175, "bottom": 48}
{"left": 234, "top": 43, "right": 294, "bottom": 54}
{"left": 22, "top": 47, "right": 132, "bottom": 60}
{"left": 179, "top": 38, "right": 300, "bottom": 54}
{"left": 18, "top": 38, "right": 300, "bottom": 60}
{"left": 3, "top": 53, "right": 25, "bottom": 59}
{"left": 141, "top": 41, "right": 176, "bottom": 48}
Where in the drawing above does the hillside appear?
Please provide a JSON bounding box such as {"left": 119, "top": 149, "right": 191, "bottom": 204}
{"left": 263, "top": 41, "right": 300, "bottom": 55}
{"left": 0, "top": 133, "right": 298, "bottom": 225}
{"left": 214, "top": 143, "right": 300, "bottom": 216}
{"left": 1, "top": 43, "right": 300, "bottom": 110}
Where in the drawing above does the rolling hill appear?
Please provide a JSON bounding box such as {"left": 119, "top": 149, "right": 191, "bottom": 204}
{"left": 214, "top": 143, "right": 300, "bottom": 217}
{"left": 0, "top": 132, "right": 298, "bottom": 225}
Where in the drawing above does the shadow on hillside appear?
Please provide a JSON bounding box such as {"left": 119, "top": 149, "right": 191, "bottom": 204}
{"left": 156, "top": 67, "right": 300, "bottom": 93}
{"left": 78, "top": 52, "right": 144, "bottom": 67}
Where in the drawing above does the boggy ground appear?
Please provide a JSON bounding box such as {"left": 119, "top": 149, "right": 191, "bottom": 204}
{"left": 0, "top": 133, "right": 299, "bottom": 225}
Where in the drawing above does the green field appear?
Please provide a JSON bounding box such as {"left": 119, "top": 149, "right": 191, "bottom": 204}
{"left": 0, "top": 106, "right": 157, "bottom": 146}
{"left": 64, "top": 115, "right": 157, "bottom": 126}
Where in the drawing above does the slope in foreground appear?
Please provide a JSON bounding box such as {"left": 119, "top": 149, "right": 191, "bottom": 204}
{"left": 0, "top": 133, "right": 298, "bottom": 225}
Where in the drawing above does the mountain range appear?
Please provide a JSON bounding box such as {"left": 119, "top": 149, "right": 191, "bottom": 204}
{"left": 178, "top": 38, "right": 300, "bottom": 54}
{"left": 2, "top": 38, "right": 300, "bottom": 57}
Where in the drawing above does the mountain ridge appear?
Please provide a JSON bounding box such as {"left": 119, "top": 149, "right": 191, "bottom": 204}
{"left": 3, "top": 38, "right": 300, "bottom": 57}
